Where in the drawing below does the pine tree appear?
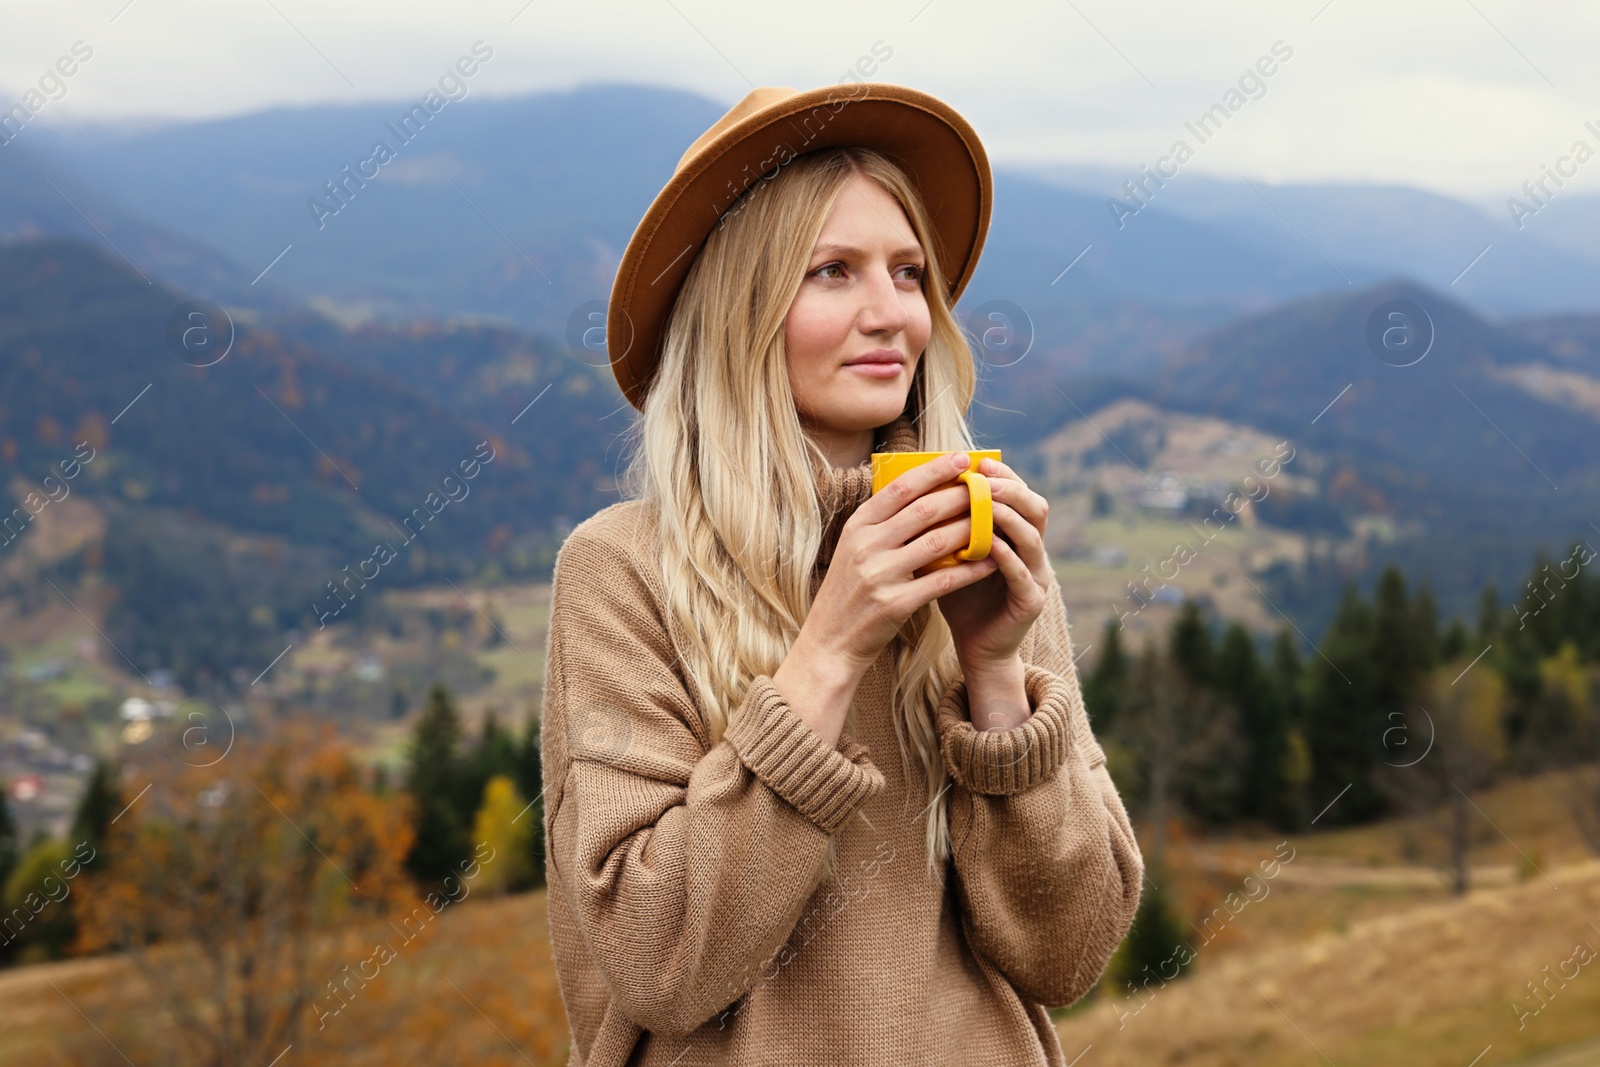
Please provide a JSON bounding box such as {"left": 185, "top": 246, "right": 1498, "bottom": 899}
{"left": 1476, "top": 584, "right": 1501, "bottom": 648}
{"left": 70, "top": 758, "right": 119, "bottom": 873}
{"left": 1499, "top": 623, "right": 1547, "bottom": 763}
{"left": 1083, "top": 617, "right": 1130, "bottom": 734}
{"left": 404, "top": 684, "right": 471, "bottom": 887}
{"left": 1271, "top": 627, "right": 1310, "bottom": 830}
{"left": 1412, "top": 580, "right": 1440, "bottom": 672}
{"left": 0, "top": 786, "right": 17, "bottom": 894}
{"left": 517, "top": 711, "right": 545, "bottom": 888}
{"left": 1166, "top": 601, "right": 1242, "bottom": 824}
{"left": 1518, "top": 549, "right": 1562, "bottom": 655}
{"left": 1106, "top": 868, "right": 1191, "bottom": 997}
{"left": 1371, "top": 566, "right": 1421, "bottom": 712}
{"left": 1214, "top": 623, "right": 1282, "bottom": 825}
{"left": 1304, "top": 580, "right": 1383, "bottom": 825}
{"left": 458, "top": 708, "right": 519, "bottom": 826}
{"left": 1440, "top": 618, "right": 1469, "bottom": 663}
{"left": 1169, "top": 599, "right": 1213, "bottom": 687}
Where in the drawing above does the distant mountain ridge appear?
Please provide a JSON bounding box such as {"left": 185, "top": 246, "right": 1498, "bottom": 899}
{"left": 18, "top": 81, "right": 1594, "bottom": 391}
{"left": 0, "top": 242, "right": 622, "bottom": 558}
{"left": 1024, "top": 163, "right": 1600, "bottom": 316}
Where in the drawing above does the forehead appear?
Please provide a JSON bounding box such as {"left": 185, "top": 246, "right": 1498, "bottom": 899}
{"left": 813, "top": 174, "right": 921, "bottom": 255}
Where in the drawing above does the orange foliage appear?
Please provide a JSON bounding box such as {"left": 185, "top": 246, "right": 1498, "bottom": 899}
{"left": 73, "top": 411, "right": 109, "bottom": 452}
{"left": 22, "top": 722, "right": 572, "bottom": 1067}
{"left": 68, "top": 721, "right": 419, "bottom": 1066}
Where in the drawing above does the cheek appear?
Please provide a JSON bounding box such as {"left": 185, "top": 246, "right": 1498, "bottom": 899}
{"left": 784, "top": 292, "right": 844, "bottom": 370}
{"left": 908, "top": 297, "right": 932, "bottom": 351}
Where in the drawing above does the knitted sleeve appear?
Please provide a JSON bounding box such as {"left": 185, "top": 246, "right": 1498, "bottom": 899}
{"left": 933, "top": 567, "right": 1144, "bottom": 1009}
{"left": 542, "top": 519, "right": 887, "bottom": 1039}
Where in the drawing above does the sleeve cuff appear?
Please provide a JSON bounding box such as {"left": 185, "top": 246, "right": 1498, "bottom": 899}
{"left": 724, "top": 675, "right": 887, "bottom": 833}
{"left": 934, "top": 663, "right": 1104, "bottom": 796}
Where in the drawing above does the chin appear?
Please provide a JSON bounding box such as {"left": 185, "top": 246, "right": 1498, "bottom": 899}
{"left": 842, "top": 386, "right": 910, "bottom": 422}
{"left": 798, "top": 377, "right": 911, "bottom": 431}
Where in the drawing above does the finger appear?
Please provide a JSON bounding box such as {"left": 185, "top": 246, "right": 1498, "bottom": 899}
{"left": 989, "top": 480, "right": 1048, "bottom": 531}
{"left": 884, "top": 483, "right": 978, "bottom": 547}
{"left": 976, "top": 456, "right": 1021, "bottom": 482}
{"left": 897, "top": 512, "right": 983, "bottom": 574}
{"left": 980, "top": 459, "right": 1047, "bottom": 522}
{"left": 991, "top": 501, "right": 1048, "bottom": 576}
{"left": 859, "top": 451, "right": 975, "bottom": 524}
{"left": 904, "top": 554, "right": 999, "bottom": 608}
{"left": 988, "top": 535, "right": 1046, "bottom": 605}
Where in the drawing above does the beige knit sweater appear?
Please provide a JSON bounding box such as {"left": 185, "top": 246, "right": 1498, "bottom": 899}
{"left": 540, "top": 414, "right": 1144, "bottom": 1066}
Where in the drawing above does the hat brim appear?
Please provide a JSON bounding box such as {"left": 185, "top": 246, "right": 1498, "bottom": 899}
{"left": 607, "top": 82, "right": 992, "bottom": 411}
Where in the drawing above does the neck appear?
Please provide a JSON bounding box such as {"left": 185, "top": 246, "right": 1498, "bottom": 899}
{"left": 809, "top": 424, "right": 878, "bottom": 470}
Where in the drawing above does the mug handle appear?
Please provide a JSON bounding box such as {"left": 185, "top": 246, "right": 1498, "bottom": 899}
{"left": 953, "top": 469, "right": 993, "bottom": 561}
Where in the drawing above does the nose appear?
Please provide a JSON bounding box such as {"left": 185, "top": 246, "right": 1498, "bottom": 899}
{"left": 856, "top": 263, "right": 911, "bottom": 337}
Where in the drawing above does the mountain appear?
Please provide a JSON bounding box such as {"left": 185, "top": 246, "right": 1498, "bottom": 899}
{"left": 20, "top": 83, "right": 1439, "bottom": 385}
{"left": 1024, "top": 165, "right": 1600, "bottom": 316}
{"left": 30, "top": 84, "right": 716, "bottom": 332}
{"left": 1504, "top": 312, "right": 1600, "bottom": 364}
{"left": 1143, "top": 280, "right": 1600, "bottom": 617}
{"left": 0, "top": 140, "right": 293, "bottom": 312}
{"left": 0, "top": 238, "right": 624, "bottom": 688}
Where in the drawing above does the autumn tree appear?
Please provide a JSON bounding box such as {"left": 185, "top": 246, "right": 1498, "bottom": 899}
{"left": 1553, "top": 646, "right": 1600, "bottom": 854}
{"left": 1107, "top": 604, "right": 1242, "bottom": 865}
{"left": 1378, "top": 664, "right": 1506, "bottom": 894}
{"left": 470, "top": 775, "right": 534, "bottom": 895}
{"left": 72, "top": 721, "right": 415, "bottom": 1067}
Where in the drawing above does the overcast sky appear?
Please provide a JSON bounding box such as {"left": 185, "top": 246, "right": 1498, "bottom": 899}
{"left": 4, "top": 0, "right": 1598, "bottom": 207}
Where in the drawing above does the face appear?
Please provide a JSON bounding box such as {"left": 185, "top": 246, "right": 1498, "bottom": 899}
{"left": 784, "top": 172, "right": 931, "bottom": 459}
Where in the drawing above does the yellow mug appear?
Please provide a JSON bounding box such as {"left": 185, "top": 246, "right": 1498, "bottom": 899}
{"left": 870, "top": 450, "right": 1002, "bottom": 571}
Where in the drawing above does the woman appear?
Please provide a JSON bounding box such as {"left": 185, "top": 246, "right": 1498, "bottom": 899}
{"left": 541, "top": 83, "right": 1143, "bottom": 1066}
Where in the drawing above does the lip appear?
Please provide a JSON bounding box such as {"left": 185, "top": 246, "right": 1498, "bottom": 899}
{"left": 847, "top": 362, "right": 902, "bottom": 379}
{"left": 843, "top": 349, "right": 905, "bottom": 366}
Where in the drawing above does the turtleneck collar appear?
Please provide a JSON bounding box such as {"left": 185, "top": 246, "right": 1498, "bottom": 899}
{"left": 812, "top": 411, "right": 921, "bottom": 577}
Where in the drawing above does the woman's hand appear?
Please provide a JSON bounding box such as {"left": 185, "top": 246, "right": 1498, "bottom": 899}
{"left": 934, "top": 456, "right": 1052, "bottom": 673}
{"left": 808, "top": 451, "right": 1002, "bottom": 673}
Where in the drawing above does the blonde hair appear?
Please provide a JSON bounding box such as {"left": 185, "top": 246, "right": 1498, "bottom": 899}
{"left": 618, "top": 146, "right": 981, "bottom": 882}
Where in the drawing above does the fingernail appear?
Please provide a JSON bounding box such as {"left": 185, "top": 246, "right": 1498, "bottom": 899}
{"left": 950, "top": 452, "right": 969, "bottom": 469}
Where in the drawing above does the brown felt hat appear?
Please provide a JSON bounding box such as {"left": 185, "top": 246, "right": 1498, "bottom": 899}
{"left": 607, "top": 82, "right": 993, "bottom": 412}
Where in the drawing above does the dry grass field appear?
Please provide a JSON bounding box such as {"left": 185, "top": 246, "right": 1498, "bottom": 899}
{"left": 4, "top": 767, "right": 1600, "bottom": 1065}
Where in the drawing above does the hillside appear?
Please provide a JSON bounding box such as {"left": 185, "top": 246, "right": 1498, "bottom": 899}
{"left": 0, "top": 239, "right": 625, "bottom": 689}
{"left": 1139, "top": 280, "right": 1600, "bottom": 626}
{"left": 3, "top": 767, "right": 1599, "bottom": 1065}
{"left": 8, "top": 242, "right": 1598, "bottom": 694}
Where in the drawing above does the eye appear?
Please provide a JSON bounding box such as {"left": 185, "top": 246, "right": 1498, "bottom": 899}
{"left": 810, "top": 261, "right": 845, "bottom": 279}
{"left": 897, "top": 264, "right": 925, "bottom": 282}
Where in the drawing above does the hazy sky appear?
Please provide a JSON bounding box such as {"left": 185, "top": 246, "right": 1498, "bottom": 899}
{"left": 4, "top": 0, "right": 1599, "bottom": 206}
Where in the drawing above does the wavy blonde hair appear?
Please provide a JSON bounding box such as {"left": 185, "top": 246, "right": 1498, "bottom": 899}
{"left": 617, "top": 146, "right": 981, "bottom": 881}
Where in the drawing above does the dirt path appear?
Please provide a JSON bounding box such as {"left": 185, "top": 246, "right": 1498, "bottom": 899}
{"left": 1269, "top": 859, "right": 1519, "bottom": 890}
{"left": 1504, "top": 1037, "right": 1600, "bottom": 1067}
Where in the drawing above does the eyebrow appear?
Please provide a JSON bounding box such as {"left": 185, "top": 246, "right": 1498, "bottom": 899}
{"left": 811, "top": 242, "right": 925, "bottom": 260}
